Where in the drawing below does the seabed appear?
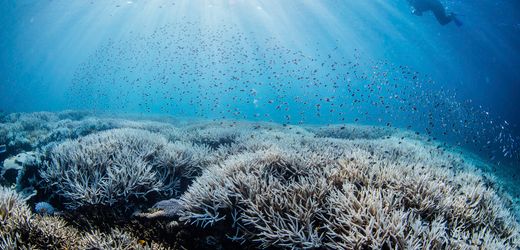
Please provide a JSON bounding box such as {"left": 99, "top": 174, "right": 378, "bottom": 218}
{"left": 0, "top": 111, "right": 519, "bottom": 249}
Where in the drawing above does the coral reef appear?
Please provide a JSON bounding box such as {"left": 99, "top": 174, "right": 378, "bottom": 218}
{"left": 0, "top": 186, "right": 167, "bottom": 249}
{"left": 160, "top": 137, "right": 520, "bottom": 249}
{"left": 40, "top": 128, "right": 209, "bottom": 210}
{"left": 1, "top": 151, "right": 42, "bottom": 198}
{"left": 0, "top": 111, "right": 182, "bottom": 161}
{"left": 308, "top": 124, "right": 401, "bottom": 140}
{"left": 0, "top": 111, "right": 518, "bottom": 249}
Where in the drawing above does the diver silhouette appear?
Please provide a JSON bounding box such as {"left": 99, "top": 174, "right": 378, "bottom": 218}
{"left": 407, "top": 0, "right": 462, "bottom": 26}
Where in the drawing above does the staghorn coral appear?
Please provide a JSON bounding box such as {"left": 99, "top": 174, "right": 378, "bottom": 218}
{"left": 182, "top": 123, "right": 249, "bottom": 149}
{"left": 307, "top": 123, "right": 401, "bottom": 140}
{"left": 1, "top": 111, "right": 519, "bottom": 249}
{"left": 82, "top": 228, "right": 168, "bottom": 250}
{"left": 40, "top": 128, "right": 209, "bottom": 210}
{"left": 0, "top": 111, "right": 184, "bottom": 160}
{"left": 153, "top": 135, "right": 520, "bottom": 249}
{"left": 0, "top": 186, "right": 84, "bottom": 249}
{"left": 0, "top": 186, "right": 168, "bottom": 249}
{"left": 0, "top": 111, "right": 84, "bottom": 151}
{"left": 167, "top": 147, "right": 341, "bottom": 247}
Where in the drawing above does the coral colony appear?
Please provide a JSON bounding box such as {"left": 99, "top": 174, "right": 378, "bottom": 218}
{"left": 0, "top": 111, "right": 519, "bottom": 249}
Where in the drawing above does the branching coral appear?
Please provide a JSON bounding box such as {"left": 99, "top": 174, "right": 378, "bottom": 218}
{"left": 159, "top": 135, "right": 520, "bottom": 249}
{"left": 307, "top": 124, "right": 400, "bottom": 140}
{"left": 1, "top": 112, "right": 519, "bottom": 249}
{"left": 40, "top": 128, "right": 209, "bottom": 209}
{"left": 0, "top": 186, "right": 84, "bottom": 249}
{"left": 82, "top": 228, "right": 168, "bottom": 250}
{"left": 172, "top": 148, "right": 335, "bottom": 248}
{"left": 0, "top": 186, "right": 168, "bottom": 249}
{"left": 0, "top": 111, "right": 184, "bottom": 159}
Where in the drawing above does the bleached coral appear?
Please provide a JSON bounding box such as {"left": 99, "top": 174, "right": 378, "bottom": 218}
{"left": 40, "top": 128, "right": 209, "bottom": 209}
{"left": 307, "top": 124, "right": 400, "bottom": 140}
{"left": 1, "top": 112, "right": 519, "bottom": 249}
{"left": 0, "top": 186, "right": 168, "bottom": 249}
{"left": 163, "top": 135, "right": 520, "bottom": 249}
{"left": 1, "top": 151, "right": 42, "bottom": 197}
{"left": 0, "top": 186, "right": 83, "bottom": 249}
{"left": 182, "top": 122, "right": 249, "bottom": 149}
{"left": 0, "top": 111, "right": 182, "bottom": 159}
{"left": 82, "top": 228, "right": 168, "bottom": 250}
{"left": 0, "top": 111, "right": 118, "bottom": 157}
{"left": 170, "top": 147, "right": 341, "bottom": 247}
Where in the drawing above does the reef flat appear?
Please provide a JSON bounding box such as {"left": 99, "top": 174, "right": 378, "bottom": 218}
{"left": 0, "top": 111, "right": 519, "bottom": 249}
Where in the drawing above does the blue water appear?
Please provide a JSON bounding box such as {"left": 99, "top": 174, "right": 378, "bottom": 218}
{"left": 2, "top": 2, "right": 520, "bottom": 248}
{"left": 1, "top": 0, "right": 519, "bottom": 166}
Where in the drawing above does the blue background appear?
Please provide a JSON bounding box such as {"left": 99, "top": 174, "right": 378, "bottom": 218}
{"left": 0, "top": 0, "right": 519, "bottom": 139}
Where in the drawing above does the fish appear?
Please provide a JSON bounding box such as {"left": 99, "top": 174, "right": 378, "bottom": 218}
{"left": 65, "top": 22, "right": 518, "bottom": 162}
{"left": 0, "top": 144, "right": 6, "bottom": 154}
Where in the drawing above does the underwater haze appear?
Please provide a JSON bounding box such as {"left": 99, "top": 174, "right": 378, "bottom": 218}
{"left": 2, "top": 1, "right": 520, "bottom": 118}
{"left": 1, "top": 0, "right": 520, "bottom": 249}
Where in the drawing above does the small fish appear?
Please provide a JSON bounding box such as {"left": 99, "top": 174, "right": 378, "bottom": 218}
{"left": 0, "top": 144, "right": 6, "bottom": 154}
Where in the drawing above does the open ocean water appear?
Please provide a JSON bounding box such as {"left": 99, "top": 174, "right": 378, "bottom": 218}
{"left": 1, "top": 1, "right": 519, "bottom": 249}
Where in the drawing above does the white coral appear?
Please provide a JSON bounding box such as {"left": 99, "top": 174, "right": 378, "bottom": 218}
{"left": 174, "top": 134, "right": 520, "bottom": 249}
{"left": 41, "top": 128, "right": 208, "bottom": 209}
